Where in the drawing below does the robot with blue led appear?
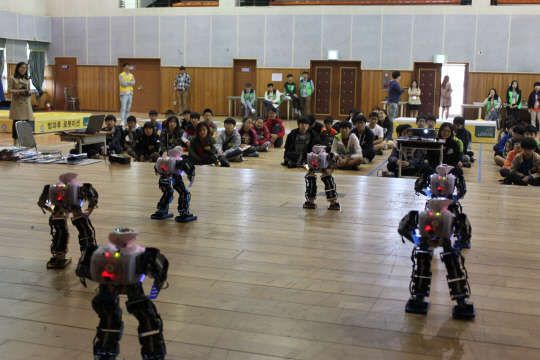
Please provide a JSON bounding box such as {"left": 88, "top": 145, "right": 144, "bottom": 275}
{"left": 151, "top": 149, "right": 197, "bottom": 222}
{"left": 302, "top": 145, "right": 340, "bottom": 210}
{"left": 76, "top": 228, "right": 169, "bottom": 360}
{"left": 37, "top": 173, "right": 98, "bottom": 269}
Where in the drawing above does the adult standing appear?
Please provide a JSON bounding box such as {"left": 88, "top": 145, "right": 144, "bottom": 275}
{"left": 527, "top": 82, "right": 540, "bottom": 130}
{"left": 440, "top": 75, "right": 453, "bottom": 119}
{"left": 408, "top": 80, "right": 421, "bottom": 118}
{"left": 388, "top": 71, "right": 407, "bottom": 123}
{"left": 506, "top": 80, "right": 522, "bottom": 123}
{"left": 174, "top": 66, "right": 191, "bottom": 114}
{"left": 119, "top": 62, "right": 135, "bottom": 126}
{"left": 8, "top": 62, "right": 33, "bottom": 146}
{"left": 299, "top": 71, "right": 314, "bottom": 116}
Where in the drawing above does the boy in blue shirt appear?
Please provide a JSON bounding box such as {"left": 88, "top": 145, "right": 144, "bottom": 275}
{"left": 387, "top": 71, "right": 408, "bottom": 122}
{"left": 147, "top": 109, "right": 162, "bottom": 136}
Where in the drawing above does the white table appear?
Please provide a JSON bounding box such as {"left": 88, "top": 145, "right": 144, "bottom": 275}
{"left": 461, "top": 104, "right": 485, "bottom": 119}
{"left": 228, "top": 96, "right": 291, "bottom": 120}
{"left": 382, "top": 101, "right": 408, "bottom": 118}
{"left": 395, "top": 138, "right": 445, "bottom": 178}
{"left": 56, "top": 131, "right": 110, "bottom": 155}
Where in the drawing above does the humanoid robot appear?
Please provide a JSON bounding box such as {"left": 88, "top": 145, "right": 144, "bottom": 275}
{"left": 302, "top": 145, "right": 340, "bottom": 210}
{"left": 398, "top": 199, "right": 474, "bottom": 318}
{"left": 151, "top": 149, "right": 197, "bottom": 222}
{"left": 415, "top": 165, "right": 467, "bottom": 213}
{"left": 76, "top": 228, "right": 169, "bottom": 360}
{"left": 37, "top": 172, "right": 98, "bottom": 268}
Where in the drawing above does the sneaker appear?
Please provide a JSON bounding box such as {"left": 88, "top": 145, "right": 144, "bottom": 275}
{"left": 249, "top": 152, "right": 259, "bottom": 157}
{"left": 260, "top": 147, "right": 268, "bottom": 152}
{"left": 215, "top": 160, "right": 221, "bottom": 167}
{"left": 251, "top": 108, "right": 256, "bottom": 114}
{"left": 287, "top": 161, "right": 298, "bottom": 169}
{"left": 363, "top": 157, "right": 369, "bottom": 164}
{"left": 376, "top": 149, "right": 384, "bottom": 156}
{"left": 463, "top": 163, "right": 472, "bottom": 168}
{"left": 352, "top": 164, "right": 360, "bottom": 171}
{"left": 383, "top": 143, "right": 388, "bottom": 150}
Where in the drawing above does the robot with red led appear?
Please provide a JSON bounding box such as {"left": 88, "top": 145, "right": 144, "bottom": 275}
{"left": 76, "top": 228, "right": 169, "bottom": 360}
{"left": 398, "top": 199, "right": 474, "bottom": 318}
{"left": 302, "top": 145, "right": 340, "bottom": 210}
{"left": 151, "top": 149, "right": 197, "bottom": 222}
{"left": 37, "top": 173, "right": 98, "bottom": 268}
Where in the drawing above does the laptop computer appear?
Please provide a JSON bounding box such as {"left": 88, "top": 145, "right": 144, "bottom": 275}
{"left": 70, "top": 115, "right": 105, "bottom": 134}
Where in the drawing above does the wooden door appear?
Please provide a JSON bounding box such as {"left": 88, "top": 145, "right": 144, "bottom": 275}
{"left": 414, "top": 62, "right": 442, "bottom": 118}
{"left": 54, "top": 57, "right": 78, "bottom": 111}
{"left": 233, "top": 59, "right": 257, "bottom": 97}
{"left": 311, "top": 60, "right": 361, "bottom": 120}
{"left": 118, "top": 58, "right": 161, "bottom": 113}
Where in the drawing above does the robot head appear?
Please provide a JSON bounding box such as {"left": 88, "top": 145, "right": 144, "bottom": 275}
{"left": 312, "top": 145, "right": 326, "bottom": 154}
{"left": 58, "top": 173, "right": 78, "bottom": 184}
{"left": 435, "top": 164, "right": 454, "bottom": 176}
{"left": 427, "top": 199, "right": 453, "bottom": 212}
{"left": 168, "top": 148, "right": 183, "bottom": 158}
{"left": 108, "top": 228, "right": 139, "bottom": 248}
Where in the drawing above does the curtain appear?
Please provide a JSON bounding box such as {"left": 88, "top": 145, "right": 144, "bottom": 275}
{"left": 28, "top": 42, "right": 48, "bottom": 100}
{"left": 0, "top": 48, "right": 5, "bottom": 101}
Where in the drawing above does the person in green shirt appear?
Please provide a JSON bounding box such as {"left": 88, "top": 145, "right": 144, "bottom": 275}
{"left": 283, "top": 74, "right": 301, "bottom": 116}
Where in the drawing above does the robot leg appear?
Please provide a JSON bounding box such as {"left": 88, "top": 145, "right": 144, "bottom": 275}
{"left": 47, "top": 211, "right": 72, "bottom": 269}
{"left": 321, "top": 173, "right": 340, "bottom": 210}
{"left": 151, "top": 177, "right": 174, "bottom": 220}
{"left": 71, "top": 215, "right": 97, "bottom": 253}
{"left": 405, "top": 244, "right": 433, "bottom": 314}
{"left": 303, "top": 172, "right": 318, "bottom": 209}
{"left": 126, "top": 284, "right": 166, "bottom": 360}
{"left": 440, "top": 243, "right": 475, "bottom": 318}
{"left": 92, "top": 285, "right": 124, "bottom": 360}
{"left": 172, "top": 176, "right": 197, "bottom": 223}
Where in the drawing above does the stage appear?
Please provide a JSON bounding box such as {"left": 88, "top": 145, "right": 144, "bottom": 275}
{"left": 0, "top": 111, "right": 92, "bottom": 134}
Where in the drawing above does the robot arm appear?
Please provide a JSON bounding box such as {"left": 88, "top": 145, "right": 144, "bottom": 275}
{"left": 453, "top": 213, "right": 472, "bottom": 249}
{"left": 455, "top": 175, "right": 467, "bottom": 200}
{"left": 177, "top": 157, "right": 196, "bottom": 185}
{"left": 37, "top": 185, "right": 52, "bottom": 213}
{"left": 398, "top": 211, "right": 420, "bottom": 244}
{"left": 414, "top": 174, "right": 429, "bottom": 197}
{"left": 81, "top": 183, "right": 99, "bottom": 215}
{"left": 75, "top": 244, "right": 98, "bottom": 287}
{"left": 138, "top": 248, "right": 169, "bottom": 292}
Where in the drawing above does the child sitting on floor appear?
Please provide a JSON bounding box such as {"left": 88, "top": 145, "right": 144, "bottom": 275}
{"left": 159, "top": 116, "right": 187, "bottom": 156}
{"left": 331, "top": 121, "right": 363, "bottom": 170}
{"left": 506, "top": 137, "right": 540, "bottom": 186}
{"left": 147, "top": 109, "right": 162, "bottom": 136}
{"left": 496, "top": 124, "right": 525, "bottom": 166}
{"left": 188, "top": 122, "right": 219, "bottom": 166}
{"left": 500, "top": 137, "right": 523, "bottom": 179}
{"left": 216, "top": 118, "right": 243, "bottom": 167}
{"left": 238, "top": 116, "right": 259, "bottom": 157}
{"left": 453, "top": 117, "right": 475, "bottom": 165}
{"left": 386, "top": 124, "right": 424, "bottom": 177}
{"left": 524, "top": 125, "right": 540, "bottom": 153}
{"left": 123, "top": 116, "right": 141, "bottom": 152}
{"left": 282, "top": 116, "right": 321, "bottom": 168}
{"left": 323, "top": 116, "right": 337, "bottom": 150}
{"left": 181, "top": 109, "right": 191, "bottom": 130}
{"left": 352, "top": 115, "right": 375, "bottom": 164}
{"left": 253, "top": 117, "right": 271, "bottom": 152}
{"left": 101, "top": 114, "right": 123, "bottom": 156}
{"left": 184, "top": 112, "right": 200, "bottom": 138}
{"left": 203, "top": 108, "right": 218, "bottom": 137}
{"left": 130, "top": 122, "right": 161, "bottom": 162}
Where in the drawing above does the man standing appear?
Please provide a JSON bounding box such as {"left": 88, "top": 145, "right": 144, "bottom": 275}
{"left": 174, "top": 66, "right": 191, "bottom": 114}
{"left": 299, "top": 71, "right": 314, "bottom": 116}
{"left": 388, "top": 71, "right": 407, "bottom": 123}
{"left": 119, "top": 62, "right": 135, "bottom": 126}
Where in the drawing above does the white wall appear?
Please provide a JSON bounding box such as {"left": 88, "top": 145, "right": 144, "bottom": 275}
{"left": 0, "top": 0, "right": 47, "bottom": 16}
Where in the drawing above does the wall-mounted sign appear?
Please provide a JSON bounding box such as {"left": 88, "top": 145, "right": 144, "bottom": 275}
{"left": 272, "top": 73, "right": 282, "bottom": 82}
{"left": 241, "top": 68, "right": 251, "bottom": 72}
{"left": 130, "top": 66, "right": 135, "bottom": 70}
{"left": 62, "top": 65, "right": 70, "bottom": 69}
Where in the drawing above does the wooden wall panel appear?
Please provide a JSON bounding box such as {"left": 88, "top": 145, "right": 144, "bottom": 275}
{"left": 77, "top": 66, "right": 119, "bottom": 112}
{"left": 161, "top": 67, "right": 233, "bottom": 116}
{"left": 361, "top": 70, "right": 412, "bottom": 115}
{"left": 255, "top": 68, "right": 308, "bottom": 101}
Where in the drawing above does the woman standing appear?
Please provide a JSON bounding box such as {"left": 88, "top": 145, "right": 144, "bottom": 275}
{"left": 8, "top": 62, "right": 34, "bottom": 146}
{"left": 440, "top": 76, "right": 453, "bottom": 119}
{"left": 527, "top": 82, "right": 540, "bottom": 130}
{"left": 408, "top": 80, "right": 421, "bottom": 118}
{"left": 506, "top": 80, "right": 522, "bottom": 122}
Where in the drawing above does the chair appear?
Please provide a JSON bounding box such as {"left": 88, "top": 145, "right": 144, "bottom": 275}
{"left": 16, "top": 121, "right": 62, "bottom": 155}
{"left": 64, "top": 87, "right": 81, "bottom": 111}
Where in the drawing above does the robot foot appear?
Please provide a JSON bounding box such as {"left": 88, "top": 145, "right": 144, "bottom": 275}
{"left": 453, "top": 302, "right": 475, "bottom": 319}
{"left": 46, "top": 257, "right": 72, "bottom": 269}
{"left": 94, "top": 355, "right": 116, "bottom": 360}
{"left": 151, "top": 212, "right": 174, "bottom": 220}
{"left": 405, "top": 298, "right": 430, "bottom": 314}
{"left": 453, "top": 240, "right": 471, "bottom": 250}
{"left": 303, "top": 201, "right": 317, "bottom": 209}
{"left": 175, "top": 213, "right": 197, "bottom": 223}
{"left": 142, "top": 353, "right": 166, "bottom": 360}
{"left": 328, "top": 202, "right": 341, "bottom": 211}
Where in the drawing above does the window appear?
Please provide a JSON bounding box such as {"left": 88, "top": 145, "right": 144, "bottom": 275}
{"left": 1, "top": 48, "right": 6, "bottom": 92}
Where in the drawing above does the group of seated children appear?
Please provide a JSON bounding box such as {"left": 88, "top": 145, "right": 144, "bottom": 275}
{"left": 384, "top": 116, "right": 475, "bottom": 177}
{"left": 494, "top": 116, "right": 540, "bottom": 185}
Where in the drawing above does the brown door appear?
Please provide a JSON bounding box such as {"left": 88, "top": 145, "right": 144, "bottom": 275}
{"left": 54, "top": 57, "right": 78, "bottom": 111}
{"left": 118, "top": 58, "right": 161, "bottom": 113}
{"left": 414, "top": 62, "right": 442, "bottom": 118}
{"left": 233, "top": 59, "right": 257, "bottom": 116}
{"left": 311, "top": 60, "right": 361, "bottom": 120}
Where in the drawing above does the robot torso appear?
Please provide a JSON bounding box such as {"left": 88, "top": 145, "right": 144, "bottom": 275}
{"left": 156, "top": 156, "right": 184, "bottom": 176}
{"left": 49, "top": 182, "right": 83, "bottom": 211}
{"left": 90, "top": 243, "right": 146, "bottom": 286}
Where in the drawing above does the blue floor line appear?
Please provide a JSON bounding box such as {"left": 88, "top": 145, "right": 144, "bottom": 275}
{"left": 368, "top": 160, "right": 388, "bottom": 176}
{"left": 478, "top": 143, "right": 482, "bottom": 183}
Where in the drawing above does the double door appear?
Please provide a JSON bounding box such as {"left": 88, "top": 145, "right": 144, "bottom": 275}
{"left": 311, "top": 61, "right": 361, "bottom": 120}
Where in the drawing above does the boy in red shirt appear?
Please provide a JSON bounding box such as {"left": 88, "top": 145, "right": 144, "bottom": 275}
{"left": 264, "top": 107, "right": 285, "bottom": 147}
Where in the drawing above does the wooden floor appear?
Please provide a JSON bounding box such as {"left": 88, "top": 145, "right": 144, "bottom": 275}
{"left": 1, "top": 113, "right": 539, "bottom": 359}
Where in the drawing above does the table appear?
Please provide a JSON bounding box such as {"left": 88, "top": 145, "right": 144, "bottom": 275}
{"left": 382, "top": 101, "right": 408, "bottom": 118}
{"left": 460, "top": 104, "right": 485, "bottom": 119}
{"left": 395, "top": 138, "right": 445, "bottom": 178}
{"left": 56, "top": 131, "right": 111, "bottom": 155}
{"left": 228, "top": 96, "right": 291, "bottom": 120}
